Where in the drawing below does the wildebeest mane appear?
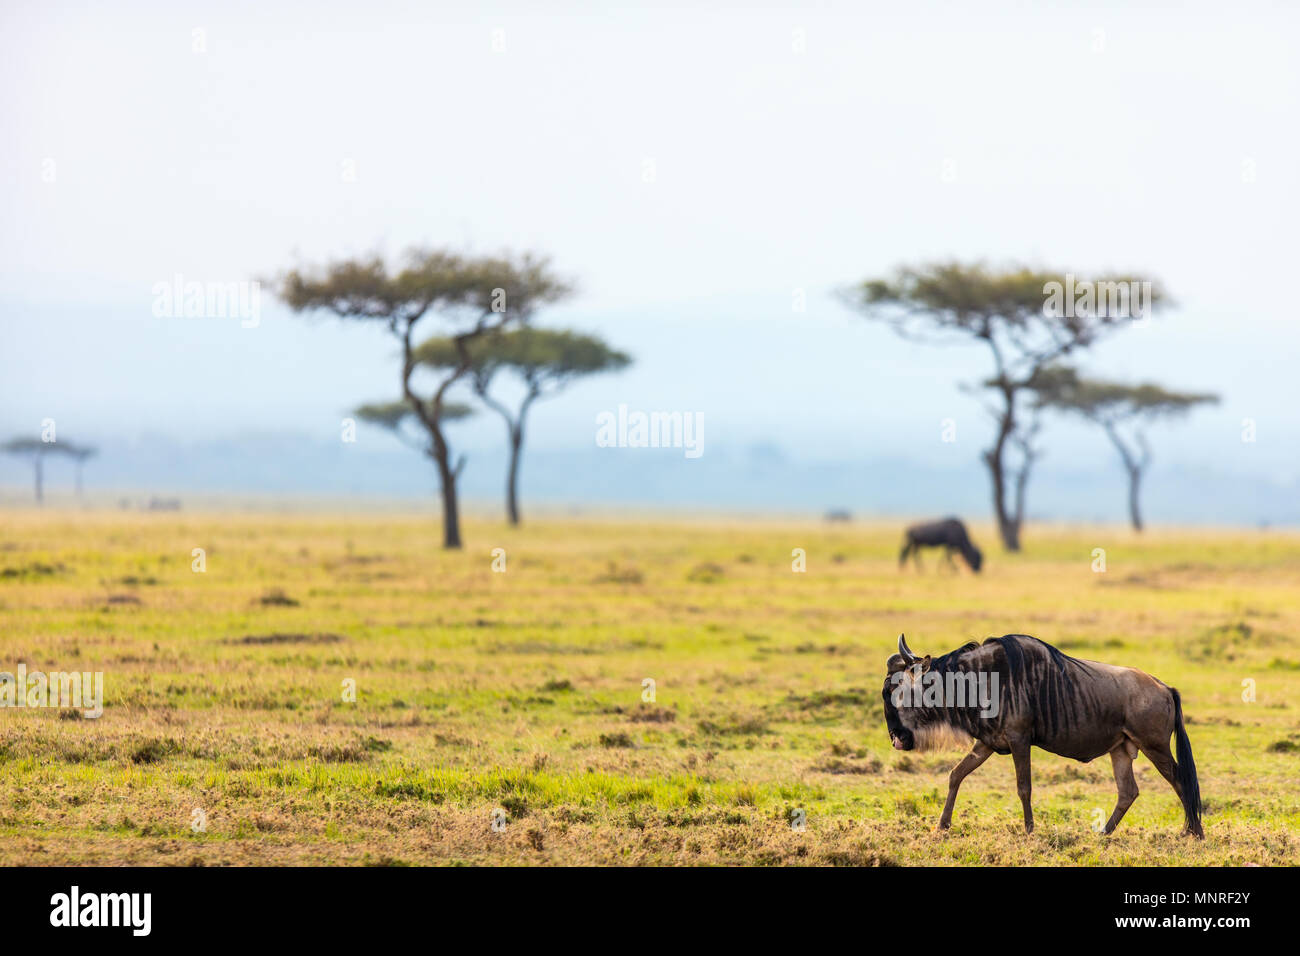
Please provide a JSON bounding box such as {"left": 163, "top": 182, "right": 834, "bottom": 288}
{"left": 931, "top": 640, "right": 981, "bottom": 670}
{"left": 984, "top": 634, "right": 1113, "bottom": 742}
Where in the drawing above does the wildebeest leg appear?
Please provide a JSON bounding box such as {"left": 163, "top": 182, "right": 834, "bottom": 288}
{"left": 1104, "top": 743, "right": 1139, "bottom": 834}
{"left": 938, "top": 741, "right": 993, "bottom": 830}
{"left": 943, "top": 547, "right": 957, "bottom": 571}
{"left": 1140, "top": 741, "right": 1203, "bottom": 837}
{"left": 1142, "top": 746, "right": 1180, "bottom": 798}
{"left": 1011, "top": 743, "right": 1034, "bottom": 833}
{"left": 899, "top": 541, "right": 912, "bottom": 568}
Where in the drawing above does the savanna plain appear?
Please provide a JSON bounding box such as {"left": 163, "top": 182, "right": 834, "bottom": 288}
{"left": 1, "top": 509, "right": 1296, "bottom": 866}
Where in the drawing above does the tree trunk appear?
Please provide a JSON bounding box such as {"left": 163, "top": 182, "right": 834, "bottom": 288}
{"left": 506, "top": 427, "right": 522, "bottom": 526}
{"left": 1012, "top": 458, "right": 1031, "bottom": 540}
{"left": 434, "top": 450, "right": 463, "bottom": 549}
{"left": 478, "top": 386, "right": 535, "bottom": 529}
{"left": 984, "top": 401, "right": 1021, "bottom": 552}
{"left": 1127, "top": 465, "right": 1144, "bottom": 532}
{"left": 400, "top": 321, "right": 465, "bottom": 550}
{"left": 34, "top": 455, "right": 44, "bottom": 505}
{"left": 1102, "top": 423, "right": 1146, "bottom": 534}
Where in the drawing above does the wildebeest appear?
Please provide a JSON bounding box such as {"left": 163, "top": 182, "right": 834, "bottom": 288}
{"left": 899, "top": 518, "right": 982, "bottom": 573}
{"left": 882, "top": 634, "right": 1203, "bottom": 837}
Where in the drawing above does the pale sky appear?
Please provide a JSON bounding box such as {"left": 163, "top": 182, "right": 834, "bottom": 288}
{"left": 2, "top": 0, "right": 1297, "bottom": 486}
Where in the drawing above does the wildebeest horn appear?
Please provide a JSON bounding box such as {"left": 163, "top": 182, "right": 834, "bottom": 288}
{"left": 898, "top": 633, "right": 917, "bottom": 663}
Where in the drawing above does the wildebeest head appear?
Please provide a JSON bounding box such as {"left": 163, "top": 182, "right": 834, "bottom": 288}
{"left": 883, "top": 634, "right": 930, "bottom": 751}
{"left": 967, "top": 545, "right": 983, "bottom": 573}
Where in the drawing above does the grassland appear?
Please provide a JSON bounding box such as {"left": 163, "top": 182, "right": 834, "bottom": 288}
{"left": 0, "top": 509, "right": 1297, "bottom": 866}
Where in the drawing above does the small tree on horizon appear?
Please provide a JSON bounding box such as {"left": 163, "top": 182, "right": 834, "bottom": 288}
{"left": 2, "top": 438, "right": 53, "bottom": 503}
{"left": 841, "top": 262, "right": 1166, "bottom": 550}
{"left": 273, "top": 248, "right": 572, "bottom": 548}
{"left": 1, "top": 437, "right": 89, "bottom": 503}
{"left": 1030, "top": 366, "right": 1218, "bottom": 531}
{"left": 415, "top": 328, "right": 631, "bottom": 525}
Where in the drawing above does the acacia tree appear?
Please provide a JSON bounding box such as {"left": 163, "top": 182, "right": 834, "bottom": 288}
{"left": 2, "top": 437, "right": 69, "bottom": 503}
{"left": 841, "top": 262, "right": 1166, "bottom": 550}
{"left": 415, "top": 328, "right": 630, "bottom": 525}
{"left": 274, "top": 248, "right": 572, "bottom": 548}
{"left": 354, "top": 400, "right": 473, "bottom": 473}
{"left": 1030, "top": 366, "right": 1218, "bottom": 531}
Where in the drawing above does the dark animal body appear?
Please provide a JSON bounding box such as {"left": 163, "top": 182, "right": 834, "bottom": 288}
{"left": 899, "top": 518, "right": 982, "bottom": 572}
{"left": 882, "top": 634, "right": 1203, "bottom": 837}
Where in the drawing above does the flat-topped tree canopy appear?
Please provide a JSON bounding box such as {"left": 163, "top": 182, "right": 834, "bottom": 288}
{"left": 354, "top": 400, "right": 474, "bottom": 463}
{"left": 354, "top": 400, "right": 473, "bottom": 430}
{"left": 414, "top": 327, "right": 630, "bottom": 389}
{"left": 2, "top": 437, "right": 52, "bottom": 455}
{"left": 276, "top": 248, "right": 573, "bottom": 332}
{"left": 1029, "top": 365, "right": 1219, "bottom": 423}
{"left": 278, "top": 251, "right": 465, "bottom": 324}
{"left": 845, "top": 261, "right": 1168, "bottom": 384}
{"left": 2, "top": 437, "right": 41, "bottom": 456}
{"left": 457, "top": 252, "right": 575, "bottom": 324}
{"left": 1, "top": 436, "right": 90, "bottom": 457}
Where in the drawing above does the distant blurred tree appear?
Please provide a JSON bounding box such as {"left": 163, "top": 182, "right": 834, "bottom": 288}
{"left": 1030, "top": 366, "right": 1218, "bottom": 531}
{"left": 842, "top": 262, "right": 1166, "bottom": 550}
{"left": 416, "top": 328, "right": 631, "bottom": 525}
{"left": 69, "top": 443, "right": 98, "bottom": 497}
{"left": 272, "top": 248, "right": 572, "bottom": 548}
{"left": 1, "top": 437, "right": 78, "bottom": 504}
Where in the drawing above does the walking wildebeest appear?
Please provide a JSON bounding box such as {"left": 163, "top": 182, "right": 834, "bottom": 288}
{"left": 899, "top": 518, "right": 982, "bottom": 573}
{"left": 882, "top": 634, "right": 1203, "bottom": 837}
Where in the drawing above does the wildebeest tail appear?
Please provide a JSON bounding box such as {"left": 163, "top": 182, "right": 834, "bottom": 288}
{"left": 1171, "top": 688, "right": 1202, "bottom": 832}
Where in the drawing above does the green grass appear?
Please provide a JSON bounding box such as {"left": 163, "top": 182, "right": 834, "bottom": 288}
{"left": 0, "top": 510, "right": 1297, "bottom": 865}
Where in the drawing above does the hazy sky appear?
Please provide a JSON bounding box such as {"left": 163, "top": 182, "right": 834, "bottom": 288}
{"left": 3, "top": 0, "right": 1298, "bottom": 484}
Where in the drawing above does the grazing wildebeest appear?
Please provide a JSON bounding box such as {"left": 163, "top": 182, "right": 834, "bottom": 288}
{"left": 899, "top": 518, "right": 982, "bottom": 573}
{"left": 882, "top": 634, "right": 1203, "bottom": 837}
